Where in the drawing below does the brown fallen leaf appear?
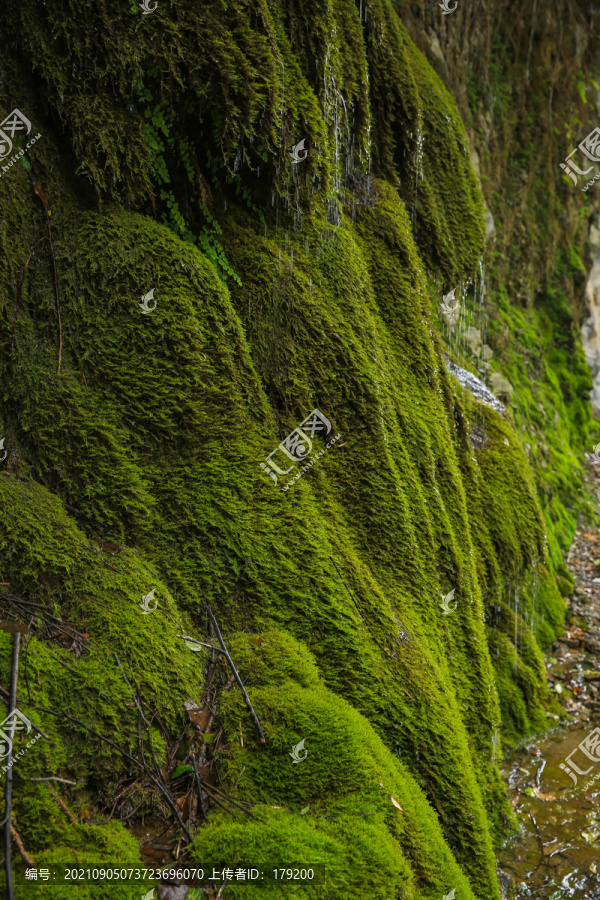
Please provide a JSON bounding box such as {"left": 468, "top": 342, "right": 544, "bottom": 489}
{"left": 32, "top": 180, "right": 49, "bottom": 207}
{"left": 183, "top": 701, "right": 211, "bottom": 731}
{"left": 532, "top": 786, "right": 555, "bottom": 802}
{"left": 391, "top": 795, "right": 403, "bottom": 811}
{"left": 175, "top": 792, "right": 196, "bottom": 821}
{"left": 46, "top": 625, "right": 89, "bottom": 658}
{"left": 97, "top": 540, "right": 122, "bottom": 553}
{"left": 198, "top": 762, "right": 215, "bottom": 785}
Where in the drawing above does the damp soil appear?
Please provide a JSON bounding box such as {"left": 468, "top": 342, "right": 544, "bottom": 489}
{"left": 496, "top": 519, "right": 600, "bottom": 899}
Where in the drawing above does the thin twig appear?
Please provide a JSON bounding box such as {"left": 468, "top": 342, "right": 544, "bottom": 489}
{"left": 202, "top": 788, "right": 236, "bottom": 819}
{"left": 527, "top": 811, "right": 545, "bottom": 878}
{"left": 10, "top": 824, "right": 34, "bottom": 868}
{"left": 207, "top": 607, "right": 266, "bottom": 744}
{"left": 47, "top": 783, "right": 78, "bottom": 826}
{"left": 176, "top": 635, "right": 226, "bottom": 653}
{"left": 12, "top": 237, "right": 47, "bottom": 355}
{"left": 200, "top": 781, "right": 259, "bottom": 820}
{"left": 3, "top": 595, "right": 89, "bottom": 656}
{"left": 114, "top": 654, "right": 151, "bottom": 728}
{"left": 32, "top": 184, "right": 62, "bottom": 373}
{"left": 29, "top": 703, "right": 192, "bottom": 842}
{"left": 4, "top": 633, "right": 21, "bottom": 900}
{"left": 19, "top": 777, "right": 76, "bottom": 785}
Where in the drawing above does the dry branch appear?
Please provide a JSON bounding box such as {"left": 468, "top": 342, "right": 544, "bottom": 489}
{"left": 207, "top": 607, "right": 266, "bottom": 744}
{"left": 29, "top": 703, "right": 192, "bottom": 842}
{"left": 48, "top": 783, "right": 78, "bottom": 826}
{"left": 10, "top": 824, "right": 34, "bottom": 868}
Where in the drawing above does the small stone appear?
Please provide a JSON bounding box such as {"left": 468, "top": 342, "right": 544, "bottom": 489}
{"left": 558, "top": 636, "right": 581, "bottom": 649}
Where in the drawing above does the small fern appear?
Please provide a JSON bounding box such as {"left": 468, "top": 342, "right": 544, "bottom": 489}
{"left": 138, "top": 81, "right": 241, "bottom": 286}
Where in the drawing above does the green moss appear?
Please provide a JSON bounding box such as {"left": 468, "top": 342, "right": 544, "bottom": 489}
{"left": 0, "top": 0, "right": 592, "bottom": 896}
{"left": 190, "top": 630, "right": 481, "bottom": 900}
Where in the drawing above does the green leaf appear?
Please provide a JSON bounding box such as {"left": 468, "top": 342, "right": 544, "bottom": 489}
{"left": 200, "top": 732, "right": 215, "bottom": 743}
{"left": 299, "top": 806, "right": 310, "bottom": 815}
{"left": 171, "top": 764, "right": 194, "bottom": 779}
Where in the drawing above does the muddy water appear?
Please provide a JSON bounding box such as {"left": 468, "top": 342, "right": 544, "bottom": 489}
{"left": 496, "top": 724, "right": 600, "bottom": 898}
{"left": 493, "top": 517, "right": 600, "bottom": 898}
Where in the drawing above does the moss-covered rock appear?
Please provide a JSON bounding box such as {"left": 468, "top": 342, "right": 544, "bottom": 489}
{"left": 0, "top": 0, "right": 594, "bottom": 897}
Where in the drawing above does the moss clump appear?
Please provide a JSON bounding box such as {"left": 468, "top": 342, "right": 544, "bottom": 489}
{"left": 189, "top": 630, "right": 480, "bottom": 900}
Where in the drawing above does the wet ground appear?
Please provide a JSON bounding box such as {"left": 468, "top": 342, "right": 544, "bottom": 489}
{"left": 496, "top": 522, "right": 600, "bottom": 898}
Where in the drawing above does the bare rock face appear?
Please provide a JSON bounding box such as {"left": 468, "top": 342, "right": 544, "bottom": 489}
{"left": 445, "top": 359, "right": 506, "bottom": 414}
{"left": 581, "top": 216, "right": 600, "bottom": 417}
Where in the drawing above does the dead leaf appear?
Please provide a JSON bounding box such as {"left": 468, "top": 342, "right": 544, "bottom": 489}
{"left": 175, "top": 793, "right": 196, "bottom": 820}
{"left": 32, "top": 180, "right": 49, "bottom": 207}
{"left": 46, "top": 624, "right": 89, "bottom": 658}
{"left": 198, "top": 762, "right": 214, "bottom": 784}
{"left": 97, "top": 540, "right": 122, "bottom": 553}
{"left": 183, "top": 701, "right": 211, "bottom": 731}
{"left": 532, "top": 786, "right": 555, "bottom": 802}
{"left": 391, "top": 795, "right": 403, "bottom": 811}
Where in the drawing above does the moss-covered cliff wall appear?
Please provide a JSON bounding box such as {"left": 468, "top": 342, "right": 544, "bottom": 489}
{"left": 0, "top": 1, "right": 599, "bottom": 898}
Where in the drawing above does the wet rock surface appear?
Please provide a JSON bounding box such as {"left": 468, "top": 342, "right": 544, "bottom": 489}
{"left": 496, "top": 521, "right": 600, "bottom": 898}
{"left": 445, "top": 358, "right": 507, "bottom": 414}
